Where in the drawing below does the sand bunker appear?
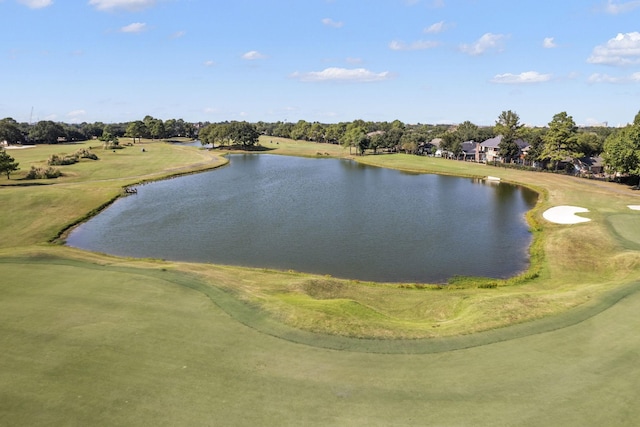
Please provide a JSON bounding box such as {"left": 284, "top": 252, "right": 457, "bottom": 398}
{"left": 4, "top": 145, "right": 35, "bottom": 150}
{"left": 628, "top": 205, "right": 640, "bottom": 211}
{"left": 543, "top": 206, "right": 591, "bottom": 224}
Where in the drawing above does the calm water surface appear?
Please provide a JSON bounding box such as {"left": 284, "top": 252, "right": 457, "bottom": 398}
{"left": 67, "top": 154, "right": 537, "bottom": 283}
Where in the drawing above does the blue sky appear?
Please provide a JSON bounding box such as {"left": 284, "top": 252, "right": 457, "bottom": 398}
{"left": 2, "top": 0, "right": 640, "bottom": 127}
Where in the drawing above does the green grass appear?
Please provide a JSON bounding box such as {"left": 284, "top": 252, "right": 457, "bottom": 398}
{"left": 1, "top": 256, "right": 639, "bottom": 426}
{"left": 1, "top": 138, "right": 640, "bottom": 425}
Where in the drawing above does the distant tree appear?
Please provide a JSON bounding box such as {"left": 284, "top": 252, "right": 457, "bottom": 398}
{"left": 290, "top": 120, "right": 311, "bottom": 141}
{"left": 494, "top": 110, "right": 523, "bottom": 163}
{"left": 308, "top": 122, "right": 325, "bottom": 142}
{"left": 520, "top": 127, "right": 546, "bottom": 166}
{"left": 384, "top": 127, "right": 404, "bottom": 150}
{"left": 63, "top": 124, "right": 88, "bottom": 142}
{"left": 0, "top": 118, "right": 24, "bottom": 145}
{"left": 369, "top": 132, "right": 384, "bottom": 154}
{"left": 603, "top": 111, "right": 640, "bottom": 181}
{"left": 439, "top": 131, "right": 463, "bottom": 158}
{"left": 400, "top": 132, "right": 421, "bottom": 154}
{"left": 342, "top": 125, "right": 366, "bottom": 155}
{"left": 324, "top": 123, "right": 346, "bottom": 144}
{"left": 272, "top": 121, "right": 293, "bottom": 139}
{"left": 541, "top": 112, "right": 581, "bottom": 171}
{"left": 148, "top": 119, "right": 166, "bottom": 140}
{"left": 29, "top": 120, "right": 66, "bottom": 144}
{"left": 576, "top": 132, "right": 604, "bottom": 157}
{"left": 200, "top": 123, "right": 230, "bottom": 147}
{"left": 100, "top": 126, "right": 120, "bottom": 149}
{"left": 390, "top": 119, "right": 405, "bottom": 130}
{"left": 456, "top": 120, "right": 479, "bottom": 142}
{"left": 182, "top": 121, "right": 197, "bottom": 139}
{"left": 0, "top": 148, "right": 20, "bottom": 179}
{"left": 82, "top": 122, "right": 105, "bottom": 139}
{"left": 125, "top": 121, "right": 148, "bottom": 143}
{"left": 227, "top": 121, "right": 260, "bottom": 147}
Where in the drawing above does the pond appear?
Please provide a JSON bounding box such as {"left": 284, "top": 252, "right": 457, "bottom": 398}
{"left": 66, "top": 154, "right": 538, "bottom": 283}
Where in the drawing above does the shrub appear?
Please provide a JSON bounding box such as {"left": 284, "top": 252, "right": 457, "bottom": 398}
{"left": 48, "top": 154, "right": 78, "bottom": 166}
{"left": 26, "top": 166, "right": 62, "bottom": 179}
{"left": 75, "top": 148, "right": 99, "bottom": 160}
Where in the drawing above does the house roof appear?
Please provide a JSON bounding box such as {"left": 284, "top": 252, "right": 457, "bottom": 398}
{"left": 578, "top": 156, "right": 605, "bottom": 167}
{"left": 479, "top": 135, "right": 528, "bottom": 149}
{"left": 461, "top": 140, "right": 478, "bottom": 154}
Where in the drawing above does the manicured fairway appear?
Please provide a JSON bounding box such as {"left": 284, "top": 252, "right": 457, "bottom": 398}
{"left": 1, "top": 139, "right": 640, "bottom": 425}
{"left": 1, "top": 256, "right": 639, "bottom": 426}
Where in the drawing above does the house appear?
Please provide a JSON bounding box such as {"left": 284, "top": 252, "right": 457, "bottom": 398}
{"left": 478, "top": 135, "right": 529, "bottom": 163}
{"left": 430, "top": 138, "right": 446, "bottom": 157}
{"left": 460, "top": 140, "right": 479, "bottom": 161}
{"left": 575, "top": 156, "right": 605, "bottom": 175}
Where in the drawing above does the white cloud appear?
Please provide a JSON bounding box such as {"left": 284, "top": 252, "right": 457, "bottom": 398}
{"left": 603, "top": 0, "right": 640, "bottom": 14}
{"left": 424, "top": 21, "right": 446, "bottom": 34}
{"left": 346, "top": 57, "right": 363, "bottom": 64}
{"left": 389, "top": 40, "right": 439, "bottom": 51}
{"left": 242, "top": 50, "right": 267, "bottom": 60}
{"left": 120, "top": 22, "right": 147, "bottom": 33}
{"left": 588, "top": 72, "right": 640, "bottom": 83}
{"left": 18, "top": 0, "right": 53, "bottom": 9}
{"left": 460, "top": 33, "right": 507, "bottom": 55}
{"left": 491, "top": 71, "right": 552, "bottom": 84}
{"left": 66, "top": 110, "right": 87, "bottom": 123}
{"left": 67, "top": 109, "right": 86, "bottom": 117}
{"left": 543, "top": 37, "right": 557, "bottom": 48}
{"left": 588, "top": 32, "right": 640, "bottom": 65}
{"left": 203, "top": 60, "right": 215, "bottom": 67}
{"left": 290, "top": 67, "right": 392, "bottom": 83}
{"left": 88, "top": 0, "right": 156, "bottom": 12}
{"left": 170, "top": 31, "right": 186, "bottom": 39}
{"left": 321, "top": 18, "right": 343, "bottom": 28}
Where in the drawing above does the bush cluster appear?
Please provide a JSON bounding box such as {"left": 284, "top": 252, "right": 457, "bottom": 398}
{"left": 48, "top": 154, "right": 78, "bottom": 166}
{"left": 26, "top": 166, "right": 62, "bottom": 179}
{"left": 76, "top": 148, "right": 99, "bottom": 160}
{"left": 48, "top": 148, "right": 99, "bottom": 166}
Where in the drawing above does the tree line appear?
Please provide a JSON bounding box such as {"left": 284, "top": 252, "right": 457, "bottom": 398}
{"left": 0, "top": 116, "right": 197, "bottom": 146}
{"left": 2, "top": 110, "right": 640, "bottom": 183}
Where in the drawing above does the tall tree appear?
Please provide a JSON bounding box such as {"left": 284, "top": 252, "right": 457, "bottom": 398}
{"left": 0, "top": 148, "right": 20, "bottom": 179}
{"left": 520, "top": 127, "right": 546, "bottom": 166}
{"left": 148, "top": 119, "right": 166, "bottom": 140}
{"left": 494, "top": 110, "right": 523, "bottom": 163}
{"left": 342, "top": 125, "right": 366, "bottom": 155}
{"left": 308, "top": 122, "right": 325, "bottom": 143}
{"left": 576, "top": 132, "right": 604, "bottom": 157}
{"left": 324, "top": 123, "right": 346, "bottom": 144}
{"left": 603, "top": 111, "right": 640, "bottom": 181}
{"left": 456, "top": 120, "right": 479, "bottom": 142}
{"left": 0, "top": 118, "right": 24, "bottom": 145}
{"left": 290, "top": 120, "right": 311, "bottom": 141}
{"left": 125, "top": 121, "right": 148, "bottom": 143}
{"left": 541, "top": 112, "right": 581, "bottom": 170}
{"left": 228, "top": 121, "right": 260, "bottom": 147}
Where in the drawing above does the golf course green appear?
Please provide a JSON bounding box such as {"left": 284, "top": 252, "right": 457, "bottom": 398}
{"left": 1, "top": 138, "right": 639, "bottom": 425}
